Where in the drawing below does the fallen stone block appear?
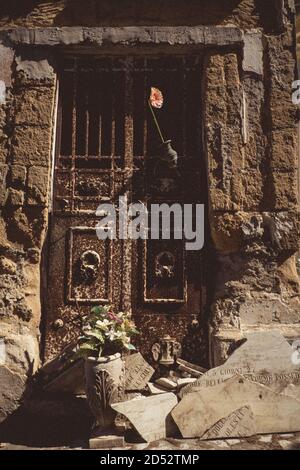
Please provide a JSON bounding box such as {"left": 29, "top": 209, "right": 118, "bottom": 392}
{"left": 179, "top": 330, "right": 300, "bottom": 398}
{"left": 112, "top": 393, "right": 178, "bottom": 442}
{"left": 176, "top": 358, "right": 206, "bottom": 378}
{"left": 282, "top": 383, "right": 300, "bottom": 400}
{"left": 155, "top": 377, "right": 177, "bottom": 390}
{"left": 147, "top": 382, "right": 167, "bottom": 394}
{"left": 177, "top": 378, "right": 197, "bottom": 389}
{"left": 125, "top": 352, "right": 154, "bottom": 391}
{"left": 0, "top": 366, "right": 25, "bottom": 424}
{"left": 201, "top": 405, "right": 255, "bottom": 440}
{"left": 172, "top": 375, "right": 300, "bottom": 438}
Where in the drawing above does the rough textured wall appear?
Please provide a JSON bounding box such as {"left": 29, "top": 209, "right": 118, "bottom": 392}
{"left": 0, "top": 0, "right": 298, "bottom": 420}
{"left": 296, "top": 1, "right": 300, "bottom": 61}
{"left": 0, "top": 46, "right": 56, "bottom": 422}
{"left": 0, "top": 0, "right": 262, "bottom": 29}
{"left": 203, "top": 1, "right": 300, "bottom": 364}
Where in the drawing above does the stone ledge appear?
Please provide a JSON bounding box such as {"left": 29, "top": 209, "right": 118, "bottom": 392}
{"left": 210, "top": 325, "right": 300, "bottom": 366}
{"left": 242, "top": 324, "right": 300, "bottom": 340}
{"left": 212, "top": 325, "right": 300, "bottom": 342}
{"left": 4, "top": 26, "right": 244, "bottom": 48}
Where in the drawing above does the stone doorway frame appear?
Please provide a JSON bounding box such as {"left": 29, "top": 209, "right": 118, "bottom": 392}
{"left": 2, "top": 24, "right": 299, "bottom": 369}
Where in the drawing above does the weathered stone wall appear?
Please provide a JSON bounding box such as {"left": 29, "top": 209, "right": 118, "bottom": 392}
{"left": 0, "top": 44, "right": 56, "bottom": 421}
{"left": 203, "top": 1, "right": 300, "bottom": 364}
{"left": 0, "top": 0, "right": 275, "bottom": 30}
{"left": 0, "top": 0, "right": 299, "bottom": 422}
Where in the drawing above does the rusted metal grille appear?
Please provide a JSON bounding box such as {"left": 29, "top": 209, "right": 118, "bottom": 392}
{"left": 56, "top": 57, "right": 201, "bottom": 163}
{"left": 53, "top": 56, "right": 203, "bottom": 213}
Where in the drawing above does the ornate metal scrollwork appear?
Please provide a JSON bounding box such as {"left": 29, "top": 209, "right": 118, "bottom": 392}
{"left": 79, "top": 250, "right": 100, "bottom": 284}
{"left": 155, "top": 251, "right": 176, "bottom": 279}
{"left": 76, "top": 180, "right": 100, "bottom": 196}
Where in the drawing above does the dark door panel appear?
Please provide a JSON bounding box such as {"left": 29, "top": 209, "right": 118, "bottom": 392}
{"left": 44, "top": 56, "right": 207, "bottom": 364}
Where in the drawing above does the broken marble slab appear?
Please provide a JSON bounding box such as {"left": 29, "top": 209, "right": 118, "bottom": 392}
{"left": 172, "top": 375, "right": 300, "bottom": 438}
{"left": 112, "top": 393, "right": 178, "bottom": 442}
{"left": 282, "top": 383, "right": 300, "bottom": 400}
{"left": 176, "top": 358, "right": 206, "bottom": 378}
{"left": 147, "top": 382, "right": 167, "bottom": 395}
{"left": 177, "top": 378, "right": 197, "bottom": 389}
{"left": 201, "top": 406, "right": 255, "bottom": 440}
{"left": 179, "top": 330, "right": 300, "bottom": 398}
{"left": 155, "top": 377, "right": 177, "bottom": 390}
{"left": 124, "top": 352, "right": 154, "bottom": 391}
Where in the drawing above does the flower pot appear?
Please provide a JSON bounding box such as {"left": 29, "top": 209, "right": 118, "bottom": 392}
{"left": 85, "top": 353, "right": 125, "bottom": 431}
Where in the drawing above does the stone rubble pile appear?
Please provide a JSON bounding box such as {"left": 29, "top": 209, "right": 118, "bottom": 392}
{"left": 108, "top": 331, "right": 300, "bottom": 443}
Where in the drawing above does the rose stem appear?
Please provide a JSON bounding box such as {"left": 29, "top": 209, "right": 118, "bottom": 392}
{"left": 148, "top": 99, "right": 165, "bottom": 143}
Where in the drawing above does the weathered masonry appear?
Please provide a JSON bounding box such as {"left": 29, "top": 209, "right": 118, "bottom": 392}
{"left": 0, "top": 1, "right": 299, "bottom": 424}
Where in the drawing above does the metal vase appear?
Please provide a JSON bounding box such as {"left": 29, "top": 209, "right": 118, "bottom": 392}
{"left": 160, "top": 140, "right": 178, "bottom": 168}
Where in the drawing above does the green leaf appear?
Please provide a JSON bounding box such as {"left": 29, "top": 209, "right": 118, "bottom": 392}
{"left": 130, "top": 328, "right": 139, "bottom": 335}
{"left": 78, "top": 342, "right": 97, "bottom": 351}
{"left": 91, "top": 306, "right": 102, "bottom": 315}
{"left": 85, "top": 330, "right": 105, "bottom": 342}
{"left": 124, "top": 343, "right": 136, "bottom": 350}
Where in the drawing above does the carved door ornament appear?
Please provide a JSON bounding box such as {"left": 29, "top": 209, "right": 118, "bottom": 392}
{"left": 151, "top": 334, "right": 182, "bottom": 366}
{"left": 79, "top": 250, "right": 101, "bottom": 284}
{"left": 155, "top": 251, "right": 176, "bottom": 279}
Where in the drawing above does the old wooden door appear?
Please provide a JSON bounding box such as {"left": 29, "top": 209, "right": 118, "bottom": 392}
{"left": 44, "top": 56, "right": 207, "bottom": 364}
